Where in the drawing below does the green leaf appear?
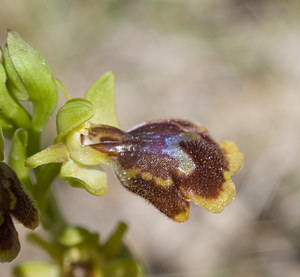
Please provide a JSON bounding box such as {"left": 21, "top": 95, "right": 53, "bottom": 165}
{"left": 55, "top": 98, "right": 94, "bottom": 143}
{"left": 4, "top": 30, "right": 58, "bottom": 132}
{"left": 0, "top": 61, "right": 31, "bottom": 129}
{"left": 25, "top": 143, "right": 69, "bottom": 168}
{"left": 13, "top": 262, "right": 60, "bottom": 277}
{"left": 85, "top": 71, "right": 119, "bottom": 127}
{"left": 3, "top": 44, "right": 29, "bottom": 101}
{"left": 60, "top": 159, "right": 107, "bottom": 196}
{"left": 8, "top": 129, "right": 30, "bottom": 187}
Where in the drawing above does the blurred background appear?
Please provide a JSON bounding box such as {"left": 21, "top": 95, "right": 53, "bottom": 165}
{"left": 1, "top": 0, "right": 300, "bottom": 276}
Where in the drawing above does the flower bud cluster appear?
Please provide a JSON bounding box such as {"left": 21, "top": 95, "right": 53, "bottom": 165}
{"left": 0, "top": 30, "right": 59, "bottom": 262}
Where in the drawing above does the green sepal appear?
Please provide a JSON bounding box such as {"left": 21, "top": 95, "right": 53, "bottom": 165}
{"left": 60, "top": 159, "right": 107, "bottom": 196}
{"left": 3, "top": 44, "right": 28, "bottom": 101}
{"left": 0, "top": 126, "right": 4, "bottom": 161}
{"left": 100, "top": 222, "right": 127, "bottom": 260}
{"left": 25, "top": 143, "right": 69, "bottom": 168}
{"left": 55, "top": 98, "right": 94, "bottom": 143}
{"left": 8, "top": 129, "right": 30, "bottom": 186}
{"left": 85, "top": 71, "right": 119, "bottom": 127}
{"left": 0, "top": 61, "right": 31, "bottom": 130}
{"left": 4, "top": 30, "right": 58, "bottom": 132}
{"left": 13, "top": 262, "right": 60, "bottom": 277}
{"left": 28, "top": 234, "right": 64, "bottom": 262}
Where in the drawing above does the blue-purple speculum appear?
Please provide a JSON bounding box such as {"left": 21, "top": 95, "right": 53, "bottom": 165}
{"left": 82, "top": 119, "right": 243, "bottom": 222}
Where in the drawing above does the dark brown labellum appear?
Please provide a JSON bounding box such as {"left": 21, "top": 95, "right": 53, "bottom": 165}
{"left": 83, "top": 119, "right": 243, "bottom": 222}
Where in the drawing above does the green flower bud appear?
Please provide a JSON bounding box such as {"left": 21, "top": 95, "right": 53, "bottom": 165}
{"left": 0, "top": 51, "right": 31, "bottom": 132}
{"left": 3, "top": 30, "right": 58, "bottom": 132}
{"left": 24, "top": 223, "right": 144, "bottom": 277}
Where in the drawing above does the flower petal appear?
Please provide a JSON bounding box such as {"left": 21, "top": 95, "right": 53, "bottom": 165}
{"left": 114, "top": 165, "right": 190, "bottom": 222}
{"left": 60, "top": 159, "right": 107, "bottom": 196}
{"left": 65, "top": 124, "right": 110, "bottom": 165}
{"left": 0, "top": 162, "right": 39, "bottom": 229}
{"left": 83, "top": 120, "right": 242, "bottom": 218}
{"left": 4, "top": 30, "right": 58, "bottom": 132}
{"left": 0, "top": 212, "right": 20, "bottom": 263}
{"left": 176, "top": 139, "right": 242, "bottom": 213}
{"left": 25, "top": 143, "right": 69, "bottom": 168}
{"left": 85, "top": 71, "right": 119, "bottom": 127}
{"left": 55, "top": 98, "right": 94, "bottom": 143}
{"left": 219, "top": 141, "right": 243, "bottom": 174}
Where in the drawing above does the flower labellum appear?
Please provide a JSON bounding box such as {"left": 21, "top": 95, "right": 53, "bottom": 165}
{"left": 82, "top": 119, "right": 243, "bottom": 222}
{"left": 0, "top": 162, "right": 39, "bottom": 262}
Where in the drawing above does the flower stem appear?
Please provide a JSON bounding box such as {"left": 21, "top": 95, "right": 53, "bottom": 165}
{"left": 34, "top": 163, "right": 68, "bottom": 237}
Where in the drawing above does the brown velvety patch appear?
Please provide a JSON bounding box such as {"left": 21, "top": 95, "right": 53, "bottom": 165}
{"left": 0, "top": 162, "right": 39, "bottom": 229}
{"left": 118, "top": 150, "right": 177, "bottom": 181}
{"left": 0, "top": 212, "right": 20, "bottom": 262}
{"left": 116, "top": 173, "right": 190, "bottom": 221}
{"left": 176, "top": 136, "right": 228, "bottom": 199}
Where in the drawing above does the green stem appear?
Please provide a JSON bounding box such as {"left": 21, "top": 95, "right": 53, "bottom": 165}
{"left": 34, "top": 163, "right": 68, "bottom": 237}
{"left": 40, "top": 189, "right": 68, "bottom": 237}
{"left": 34, "top": 163, "right": 61, "bottom": 202}
{"left": 28, "top": 128, "right": 41, "bottom": 156}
